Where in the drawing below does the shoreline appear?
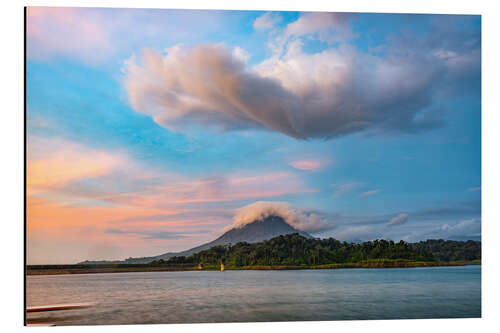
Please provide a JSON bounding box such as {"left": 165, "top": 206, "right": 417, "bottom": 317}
{"left": 27, "top": 261, "right": 480, "bottom": 276}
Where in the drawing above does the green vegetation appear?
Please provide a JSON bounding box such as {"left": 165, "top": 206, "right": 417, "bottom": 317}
{"left": 410, "top": 239, "right": 481, "bottom": 262}
{"left": 150, "top": 233, "right": 481, "bottom": 268}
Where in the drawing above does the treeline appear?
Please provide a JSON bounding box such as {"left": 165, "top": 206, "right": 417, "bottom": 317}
{"left": 151, "top": 234, "right": 480, "bottom": 267}
{"left": 411, "top": 239, "right": 481, "bottom": 262}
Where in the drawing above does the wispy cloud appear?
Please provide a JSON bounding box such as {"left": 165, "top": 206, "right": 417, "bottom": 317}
{"left": 387, "top": 213, "right": 409, "bottom": 227}
{"left": 331, "top": 225, "right": 381, "bottom": 243}
{"left": 468, "top": 187, "right": 481, "bottom": 191}
{"left": 105, "top": 228, "right": 212, "bottom": 240}
{"left": 434, "top": 218, "right": 481, "bottom": 240}
{"left": 332, "top": 182, "right": 362, "bottom": 198}
{"left": 359, "top": 189, "right": 381, "bottom": 198}
{"left": 26, "top": 7, "right": 225, "bottom": 64}
{"left": 289, "top": 159, "right": 329, "bottom": 172}
{"left": 403, "top": 218, "right": 481, "bottom": 242}
{"left": 253, "top": 12, "right": 282, "bottom": 31}
{"left": 299, "top": 201, "right": 481, "bottom": 242}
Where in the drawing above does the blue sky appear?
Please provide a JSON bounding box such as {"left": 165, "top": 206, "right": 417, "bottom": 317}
{"left": 26, "top": 7, "right": 481, "bottom": 264}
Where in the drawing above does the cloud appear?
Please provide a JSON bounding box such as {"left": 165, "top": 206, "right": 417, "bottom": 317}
{"left": 308, "top": 201, "right": 481, "bottom": 242}
{"left": 468, "top": 187, "right": 481, "bottom": 192}
{"left": 283, "top": 12, "right": 353, "bottom": 42}
{"left": 359, "top": 189, "right": 381, "bottom": 198}
{"left": 228, "top": 201, "right": 336, "bottom": 233}
{"left": 27, "top": 137, "right": 127, "bottom": 195}
{"left": 26, "top": 7, "right": 114, "bottom": 63}
{"left": 406, "top": 218, "right": 482, "bottom": 242}
{"left": 325, "top": 200, "right": 481, "bottom": 228}
{"left": 28, "top": 136, "right": 316, "bottom": 211}
{"left": 289, "top": 159, "right": 328, "bottom": 171}
{"left": 436, "top": 218, "right": 481, "bottom": 240}
{"left": 331, "top": 225, "right": 381, "bottom": 243}
{"left": 253, "top": 12, "right": 282, "bottom": 31}
{"left": 232, "top": 46, "right": 250, "bottom": 63}
{"left": 27, "top": 137, "right": 317, "bottom": 260}
{"left": 123, "top": 13, "right": 478, "bottom": 140}
{"left": 332, "top": 182, "right": 362, "bottom": 198}
{"left": 105, "top": 228, "right": 190, "bottom": 240}
{"left": 26, "top": 7, "right": 226, "bottom": 64}
{"left": 411, "top": 200, "right": 481, "bottom": 221}
{"left": 107, "top": 210, "right": 233, "bottom": 226}
{"left": 387, "top": 213, "right": 409, "bottom": 227}
{"left": 27, "top": 144, "right": 318, "bottom": 263}
{"left": 54, "top": 167, "right": 315, "bottom": 209}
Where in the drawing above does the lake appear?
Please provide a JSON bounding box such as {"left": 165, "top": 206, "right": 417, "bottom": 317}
{"left": 26, "top": 265, "right": 481, "bottom": 325}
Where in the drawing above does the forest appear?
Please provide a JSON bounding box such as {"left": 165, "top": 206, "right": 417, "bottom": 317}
{"left": 152, "top": 233, "right": 481, "bottom": 267}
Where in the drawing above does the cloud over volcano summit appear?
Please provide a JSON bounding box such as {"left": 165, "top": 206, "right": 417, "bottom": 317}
{"left": 226, "top": 201, "right": 335, "bottom": 233}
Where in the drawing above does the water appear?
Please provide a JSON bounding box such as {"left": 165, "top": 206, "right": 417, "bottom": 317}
{"left": 26, "top": 265, "right": 481, "bottom": 325}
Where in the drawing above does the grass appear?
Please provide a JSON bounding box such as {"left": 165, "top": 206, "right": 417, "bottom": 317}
{"left": 27, "top": 259, "right": 480, "bottom": 275}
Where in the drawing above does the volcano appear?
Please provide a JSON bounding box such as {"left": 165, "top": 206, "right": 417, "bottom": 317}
{"left": 113, "top": 216, "right": 312, "bottom": 264}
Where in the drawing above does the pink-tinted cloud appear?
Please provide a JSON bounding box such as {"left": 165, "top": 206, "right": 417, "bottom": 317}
{"left": 26, "top": 7, "right": 113, "bottom": 63}
{"left": 28, "top": 137, "right": 314, "bottom": 208}
{"left": 27, "top": 140, "right": 126, "bottom": 195}
{"left": 27, "top": 137, "right": 317, "bottom": 263}
{"left": 289, "top": 159, "right": 329, "bottom": 171}
{"left": 103, "top": 172, "right": 316, "bottom": 208}
{"left": 26, "top": 7, "right": 227, "bottom": 64}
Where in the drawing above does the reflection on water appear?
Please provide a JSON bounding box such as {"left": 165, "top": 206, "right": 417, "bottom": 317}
{"left": 26, "top": 265, "right": 481, "bottom": 326}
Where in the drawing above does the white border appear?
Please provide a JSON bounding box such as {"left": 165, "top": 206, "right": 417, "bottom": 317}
{"left": 3, "top": 0, "right": 499, "bottom": 332}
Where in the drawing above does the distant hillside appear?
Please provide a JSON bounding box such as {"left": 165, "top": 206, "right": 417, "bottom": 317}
{"left": 157, "top": 234, "right": 481, "bottom": 267}
{"left": 410, "top": 239, "right": 481, "bottom": 262}
{"left": 81, "top": 216, "right": 311, "bottom": 264}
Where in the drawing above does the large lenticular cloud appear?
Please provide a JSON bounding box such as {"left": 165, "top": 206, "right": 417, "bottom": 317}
{"left": 122, "top": 13, "right": 479, "bottom": 140}
{"left": 229, "top": 201, "right": 335, "bottom": 232}
{"left": 123, "top": 43, "right": 436, "bottom": 139}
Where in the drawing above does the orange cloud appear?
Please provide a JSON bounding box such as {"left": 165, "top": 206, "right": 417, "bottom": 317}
{"left": 26, "top": 198, "right": 224, "bottom": 264}
{"left": 26, "top": 137, "right": 318, "bottom": 263}
{"left": 27, "top": 138, "right": 127, "bottom": 195}
{"left": 27, "top": 197, "right": 181, "bottom": 230}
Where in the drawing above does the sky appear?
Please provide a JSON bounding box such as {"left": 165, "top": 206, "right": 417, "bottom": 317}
{"left": 26, "top": 7, "right": 481, "bottom": 264}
